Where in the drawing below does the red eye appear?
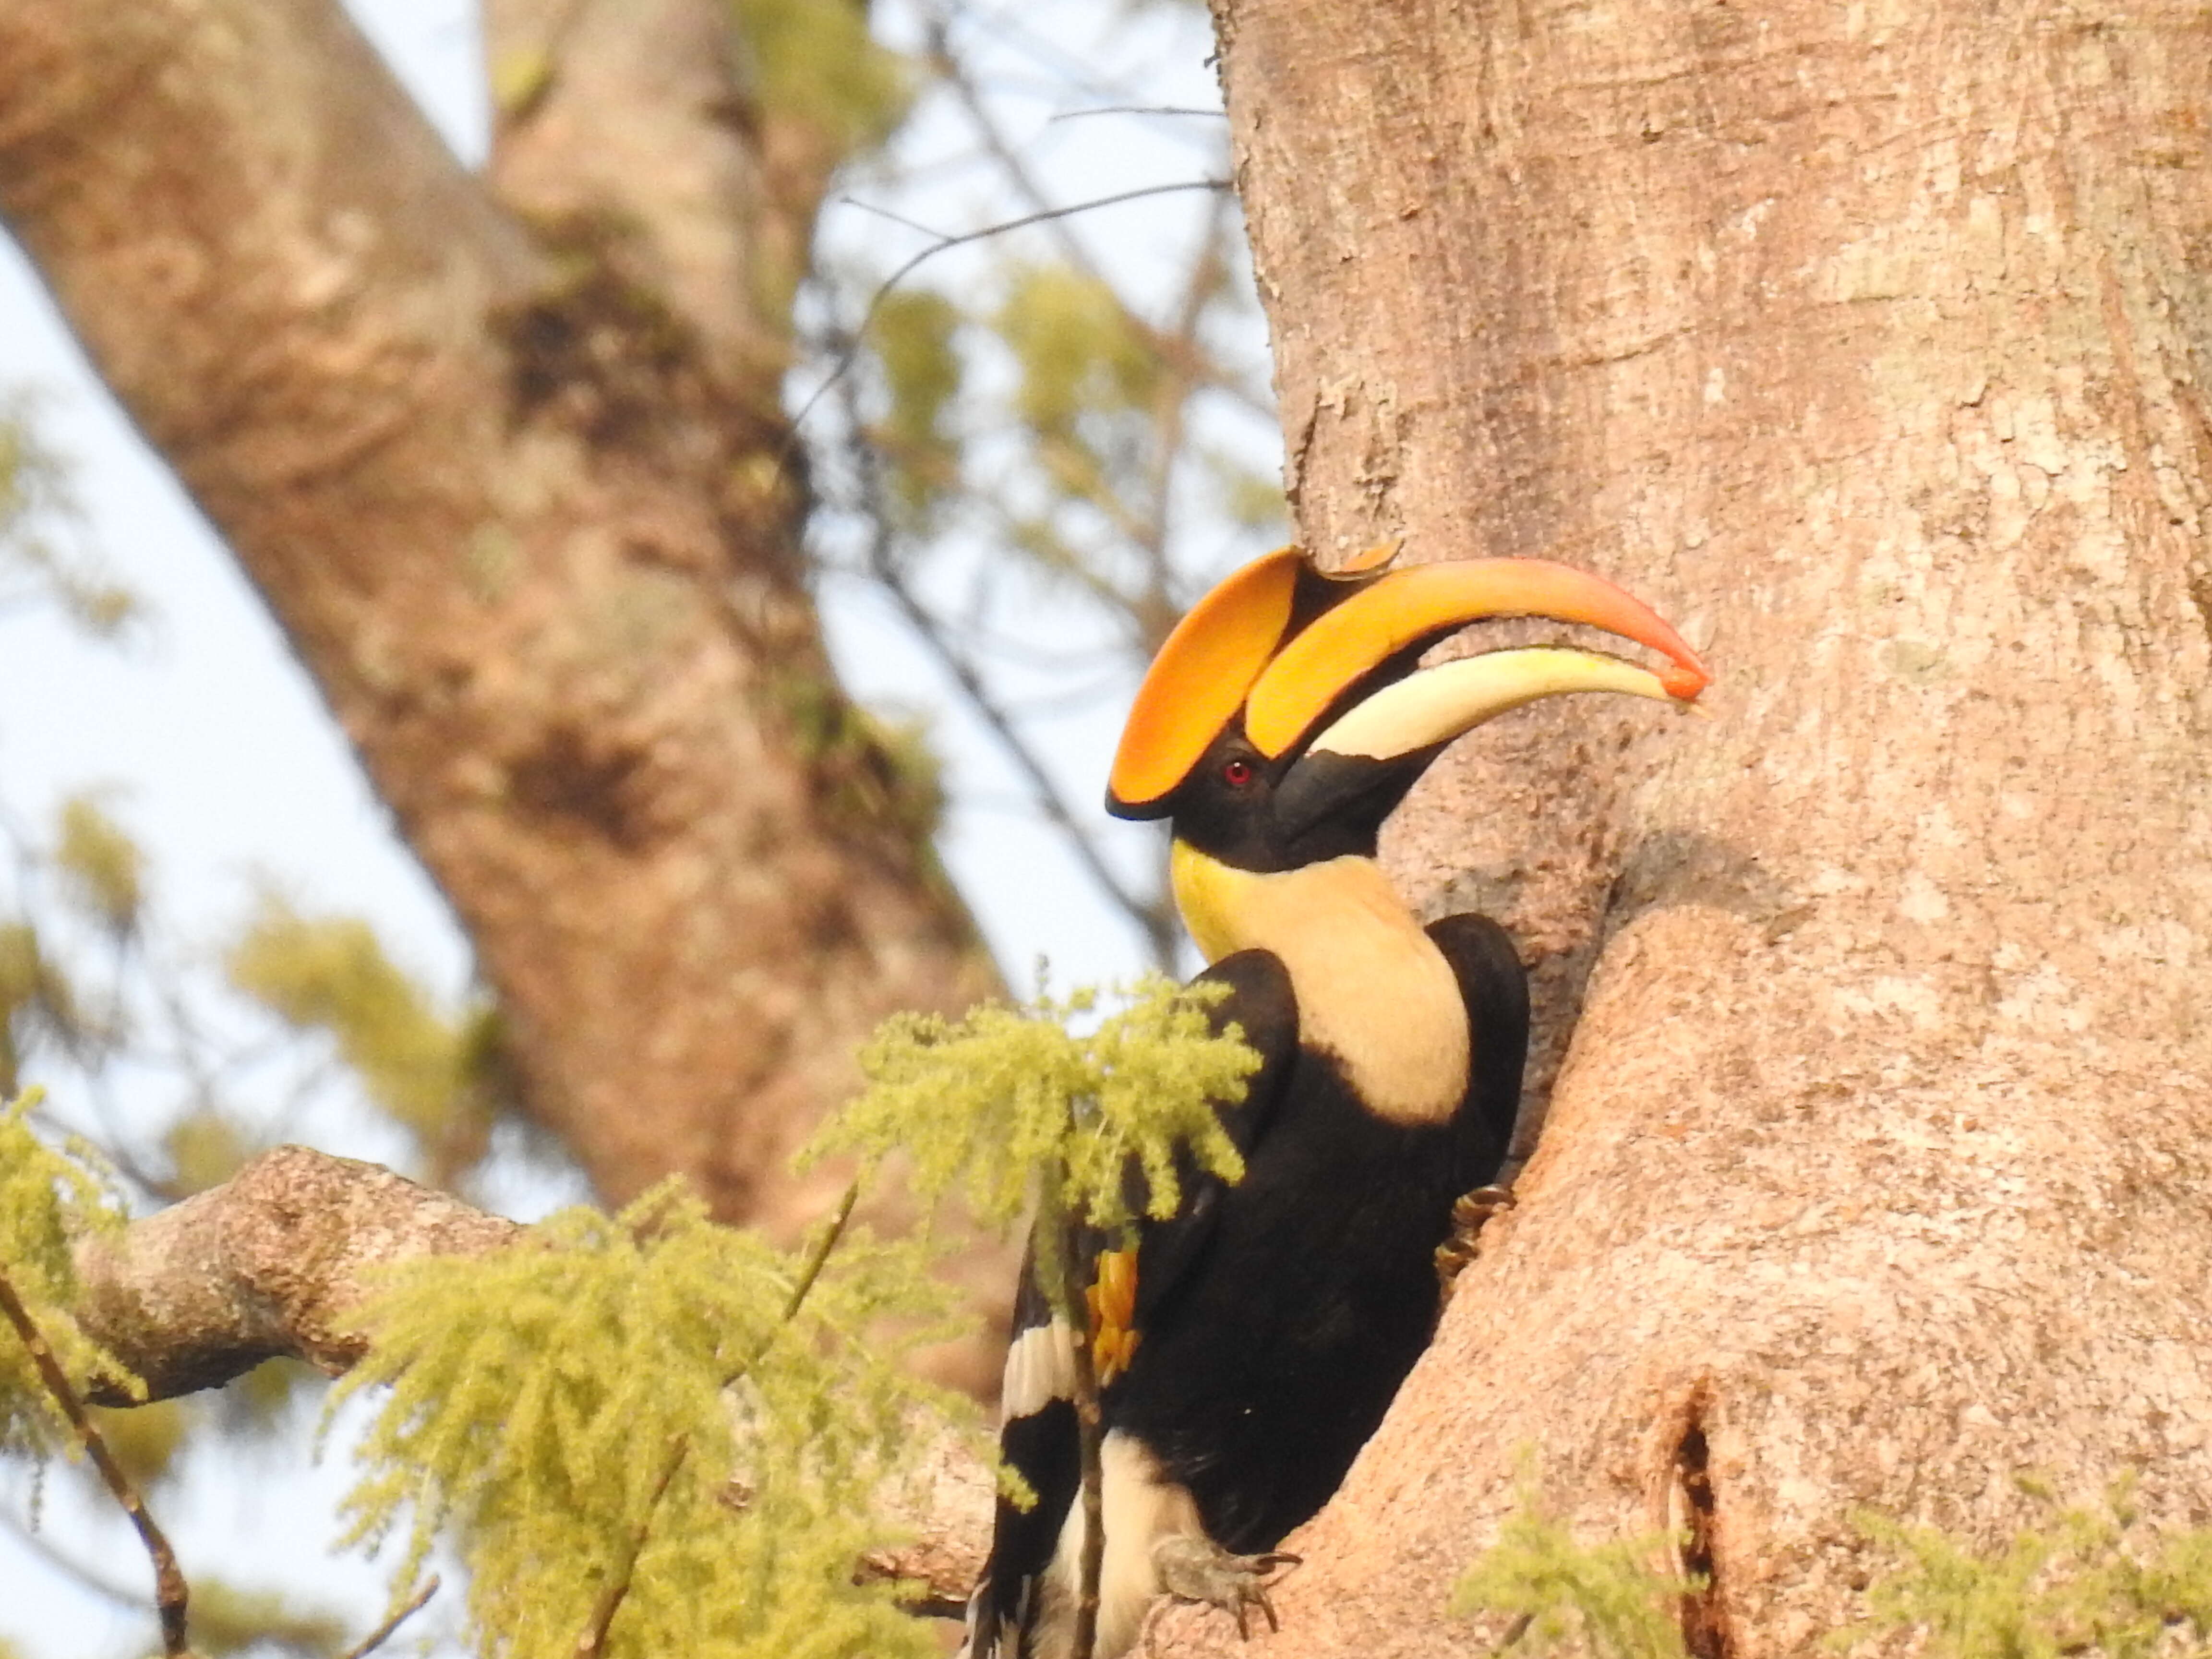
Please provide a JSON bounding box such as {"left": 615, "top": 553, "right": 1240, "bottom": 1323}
{"left": 1221, "top": 757, "right": 1255, "bottom": 787}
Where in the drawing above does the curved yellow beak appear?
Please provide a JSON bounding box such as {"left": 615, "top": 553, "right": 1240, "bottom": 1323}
{"left": 1105, "top": 549, "right": 1709, "bottom": 820}
{"left": 1242, "top": 558, "right": 1708, "bottom": 759}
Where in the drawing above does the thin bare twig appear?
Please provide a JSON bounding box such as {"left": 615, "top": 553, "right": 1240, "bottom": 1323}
{"left": 773, "top": 1179, "right": 863, "bottom": 1332}
{"left": 928, "top": 23, "right": 1113, "bottom": 288}
{"left": 337, "top": 1575, "right": 439, "bottom": 1659}
{"left": 787, "top": 179, "right": 1230, "bottom": 448}
{"left": 833, "top": 370, "right": 1179, "bottom": 962}
{"left": 1048, "top": 106, "right": 1227, "bottom": 122}
{"left": 0, "top": 1263, "right": 191, "bottom": 1656}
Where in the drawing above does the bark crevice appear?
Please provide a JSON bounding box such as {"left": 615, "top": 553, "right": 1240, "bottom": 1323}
{"left": 1673, "top": 1395, "right": 1731, "bottom": 1659}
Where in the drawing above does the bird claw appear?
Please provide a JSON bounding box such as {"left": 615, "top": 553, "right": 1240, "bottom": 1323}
{"left": 1153, "top": 1534, "right": 1300, "bottom": 1639}
{"left": 1436, "top": 1183, "right": 1517, "bottom": 1294}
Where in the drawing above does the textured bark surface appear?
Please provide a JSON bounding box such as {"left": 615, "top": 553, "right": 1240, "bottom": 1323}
{"left": 69, "top": 1145, "right": 996, "bottom": 1604}
{"left": 1181, "top": 0, "right": 2212, "bottom": 1653}
{"left": 75, "top": 1146, "right": 523, "bottom": 1401}
{"left": 0, "top": 0, "right": 1004, "bottom": 1380}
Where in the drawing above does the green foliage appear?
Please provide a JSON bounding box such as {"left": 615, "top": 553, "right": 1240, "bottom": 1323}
{"left": 732, "top": 0, "right": 909, "bottom": 158}
{"left": 86, "top": 1396, "right": 191, "bottom": 1490}
{"left": 997, "top": 266, "right": 1160, "bottom": 511}
{"left": 872, "top": 289, "right": 965, "bottom": 522}
{"left": 772, "top": 673, "right": 948, "bottom": 848}
{"left": 162, "top": 1107, "right": 253, "bottom": 1197}
{"left": 0, "top": 1090, "right": 136, "bottom": 1456}
{"left": 1455, "top": 1475, "right": 2212, "bottom": 1659}
{"left": 1848, "top": 1479, "right": 2212, "bottom": 1659}
{"left": 333, "top": 1181, "right": 963, "bottom": 1659}
{"left": 54, "top": 793, "right": 144, "bottom": 936}
{"left": 807, "top": 974, "right": 1259, "bottom": 1239}
{"left": 226, "top": 900, "right": 493, "bottom": 1175}
{"left": 0, "top": 923, "right": 78, "bottom": 1099}
{"left": 187, "top": 1579, "right": 347, "bottom": 1659}
{"left": 1452, "top": 1484, "right": 1692, "bottom": 1659}
{"left": 0, "top": 407, "right": 136, "bottom": 636}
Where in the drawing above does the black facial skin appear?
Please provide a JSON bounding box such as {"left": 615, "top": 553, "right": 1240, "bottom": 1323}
{"left": 1144, "top": 721, "right": 1437, "bottom": 873}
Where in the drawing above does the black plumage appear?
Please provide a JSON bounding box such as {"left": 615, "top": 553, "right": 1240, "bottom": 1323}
{"left": 961, "top": 543, "right": 1707, "bottom": 1659}
{"left": 964, "top": 917, "right": 1527, "bottom": 1658}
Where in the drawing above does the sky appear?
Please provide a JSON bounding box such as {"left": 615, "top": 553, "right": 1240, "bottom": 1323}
{"left": 0, "top": 0, "right": 1273, "bottom": 1650}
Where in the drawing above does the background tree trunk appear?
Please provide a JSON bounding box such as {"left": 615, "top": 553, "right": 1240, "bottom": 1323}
{"left": 0, "top": 0, "right": 999, "bottom": 1319}
{"left": 1191, "top": 0, "right": 2212, "bottom": 1651}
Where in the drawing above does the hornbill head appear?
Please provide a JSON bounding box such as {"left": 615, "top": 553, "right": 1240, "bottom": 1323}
{"left": 1106, "top": 546, "right": 1710, "bottom": 879}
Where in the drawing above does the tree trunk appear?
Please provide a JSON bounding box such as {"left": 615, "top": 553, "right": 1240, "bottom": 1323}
{"left": 0, "top": 0, "right": 1001, "bottom": 1340}
{"left": 1194, "top": 0, "right": 2212, "bottom": 1652}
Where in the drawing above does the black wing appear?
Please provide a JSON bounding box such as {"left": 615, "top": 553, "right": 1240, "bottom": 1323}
{"left": 961, "top": 950, "right": 1300, "bottom": 1659}
{"left": 1425, "top": 911, "right": 1529, "bottom": 1193}
{"left": 1125, "top": 950, "right": 1301, "bottom": 1337}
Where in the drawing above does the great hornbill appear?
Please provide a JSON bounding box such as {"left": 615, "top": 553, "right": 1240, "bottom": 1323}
{"left": 961, "top": 546, "right": 1709, "bottom": 1659}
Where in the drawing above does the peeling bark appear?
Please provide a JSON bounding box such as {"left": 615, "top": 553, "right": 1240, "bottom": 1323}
{"left": 0, "top": 0, "right": 1006, "bottom": 1389}
{"left": 1183, "top": 0, "right": 2212, "bottom": 1653}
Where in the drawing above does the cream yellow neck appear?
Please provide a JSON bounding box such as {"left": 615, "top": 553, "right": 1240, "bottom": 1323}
{"left": 1170, "top": 843, "right": 1470, "bottom": 1125}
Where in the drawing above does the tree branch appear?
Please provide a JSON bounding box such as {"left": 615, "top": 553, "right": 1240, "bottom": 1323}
{"left": 65, "top": 1148, "right": 995, "bottom": 1611}
{"left": 336, "top": 1575, "right": 440, "bottom": 1659}
{"left": 73, "top": 1146, "right": 522, "bottom": 1403}
{"left": 0, "top": 1263, "right": 190, "bottom": 1656}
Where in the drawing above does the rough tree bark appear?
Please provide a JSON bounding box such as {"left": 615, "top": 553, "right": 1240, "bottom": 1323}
{"left": 1167, "top": 1, "right": 2212, "bottom": 1654}
{"left": 0, "top": 0, "right": 1003, "bottom": 1367}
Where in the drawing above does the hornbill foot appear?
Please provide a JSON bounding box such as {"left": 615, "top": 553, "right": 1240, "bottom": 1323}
{"left": 1152, "top": 1534, "right": 1300, "bottom": 1639}
{"left": 1436, "top": 1184, "right": 1518, "bottom": 1294}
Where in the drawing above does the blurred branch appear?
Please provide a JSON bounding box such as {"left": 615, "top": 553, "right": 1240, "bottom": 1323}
{"left": 0, "top": 1508, "right": 154, "bottom": 1612}
{"left": 833, "top": 370, "right": 1180, "bottom": 966}
{"left": 789, "top": 178, "right": 1231, "bottom": 445}
{"left": 0, "top": 1262, "right": 192, "bottom": 1656}
{"left": 924, "top": 27, "right": 1273, "bottom": 428}
{"left": 1048, "top": 106, "right": 1228, "bottom": 122}
{"left": 337, "top": 1575, "right": 439, "bottom": 1659}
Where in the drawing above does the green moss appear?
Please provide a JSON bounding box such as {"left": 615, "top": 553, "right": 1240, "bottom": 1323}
{"left": 770, "top": 672, "right": 948, "bottom": 849}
